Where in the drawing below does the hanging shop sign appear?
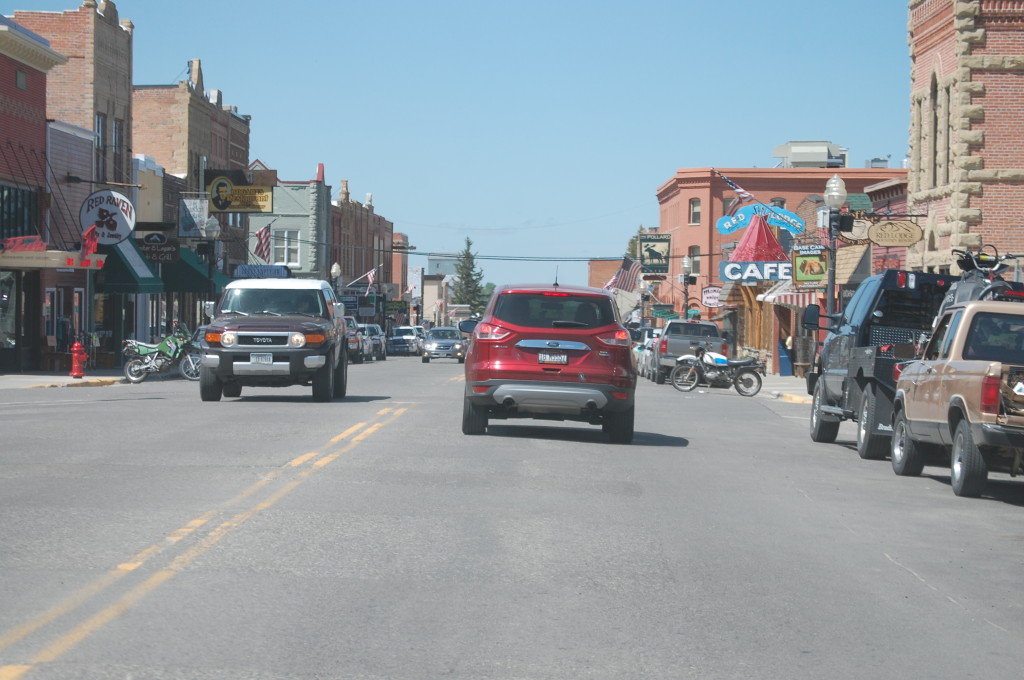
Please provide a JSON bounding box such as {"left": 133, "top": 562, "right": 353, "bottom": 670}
{"left": 79, "top": 190, "right": 136, "bottom": 245}
{"left": 719, "top": 260, "right": 791, "bottom": 282}
{"left": 701, "top": 285, "right": 722, "bottom": 308}
{"left": 204, "top": 169, "right": 273, "bottom": 213}
{"left": 791, "top": 245, "right": 829, "bottom": 289}
{"left": 716, "top": 204, "right": 805, "bottom": 236}
{"left": 638, "top": 233, "right": 671, "bottom": 274}
{"left": 868, "top": 220, "right": 923, "bottom": 247}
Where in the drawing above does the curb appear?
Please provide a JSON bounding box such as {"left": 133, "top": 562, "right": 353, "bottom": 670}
{"left": 29, "top": 378, "right": 121, "bottom": 389}
{"left": 771, "top": 391, "right": 812, "bottom": 404}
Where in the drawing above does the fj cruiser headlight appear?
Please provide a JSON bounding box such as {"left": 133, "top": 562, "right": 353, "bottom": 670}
{"left": 288, "top": 332, "right": 306, "bottom": 348}
{"left": 220, "top": 331, "right": 237, "bottom": 347}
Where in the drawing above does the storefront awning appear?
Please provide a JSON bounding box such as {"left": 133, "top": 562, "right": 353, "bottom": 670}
{"left": 756, "top": 279, "right": 819, "bottom": 308}
{"left": 96, "top": 240, "right": 164, "bottom": 294}
{"left": 161, "top": 247, "right": 230, "bottom": 294}
{"left": 835, "top": 244, "right": 870, "bottom": 286}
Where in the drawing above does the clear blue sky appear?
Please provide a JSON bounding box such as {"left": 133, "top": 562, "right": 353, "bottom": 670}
{"left": 19, "top": 0, "right": 911, "bottom": 286}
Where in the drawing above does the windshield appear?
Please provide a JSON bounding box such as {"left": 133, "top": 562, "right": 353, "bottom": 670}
{"left": 392, "top": 326, "right": 416, "bottom": 337}
{"left": 428, "top": 328, "right": 460, "bottom": 340}
{"left": 220, "top": 288, "right": 323, "bottom": 316}
{"left": 492, "top": 293, "right": 615, "bottom": 329}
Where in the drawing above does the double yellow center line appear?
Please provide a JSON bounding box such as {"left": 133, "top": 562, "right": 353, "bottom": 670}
{"left": 0, "top": 406, "right": 407, "bottom": 680}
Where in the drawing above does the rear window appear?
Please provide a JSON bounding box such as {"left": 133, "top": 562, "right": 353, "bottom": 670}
{"left": 666, "top": 323, "right": 719, "bottom": 338}
{"left": 963, "top": 312, "right": 1024, "bottom": 362}
{"left": 493, "top": 292, "right": 615, "bottom": 329}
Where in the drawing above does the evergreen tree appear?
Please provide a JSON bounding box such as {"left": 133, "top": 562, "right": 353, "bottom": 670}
{"left": 624, "top": 225, "right": 645, "bottom": 259}
{"left": 451, "top": 237, "right": 487, "bottom": 316}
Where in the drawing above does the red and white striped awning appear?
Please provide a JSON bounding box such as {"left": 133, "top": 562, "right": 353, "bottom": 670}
{"left": 756, "top": 279, "right": 819, "bottom": 308}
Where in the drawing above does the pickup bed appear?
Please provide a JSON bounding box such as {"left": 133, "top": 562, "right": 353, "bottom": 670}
{"left": 891, "top": 299, "right": 1024, "bottom": 496}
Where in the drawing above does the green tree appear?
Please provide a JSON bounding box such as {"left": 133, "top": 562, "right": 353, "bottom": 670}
{"left": 624, "top": 225, "right": 645, "bottom": 258}
{"left": 451, "top": 237, "right": 487, "bottom": 316}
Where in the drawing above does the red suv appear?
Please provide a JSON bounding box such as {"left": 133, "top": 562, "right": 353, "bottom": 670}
{"left": 457, "top": 283, "right": 637, "bottom": 443}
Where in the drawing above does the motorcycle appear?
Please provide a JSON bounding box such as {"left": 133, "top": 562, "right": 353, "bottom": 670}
{"left": 122, "top": 321, "right": 202, "bottom": 383}
{"left": 669, "top": 341, "right": 763, "bottom": 397}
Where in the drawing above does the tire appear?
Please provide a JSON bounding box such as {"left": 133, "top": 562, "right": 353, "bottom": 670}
{"left": 222, "top": 382, "right": 242, "bottom": 398}
{"left": 670, "top": 363, "right": 699, "bottom": 392}
{"left": 655, "top": 366, "right": 666, "bottom": 385}
{"left": 891, "top": 410, "right": 925, "bottom": 476}
{"left": 422, "top": 355, "right": 430, "bottom": 363}
{"left": 179, "top": 351, "right": 202, "bottom": 381}
{"left": 457, "top": 356, "right": 465, "bottom": 364}
{"left": 606, "top": 406, "right": 635, "bottom": 444}
{"left": 951, "top": 419, "right": 987, "bottom": 497}
{"left": 380, "top": 347, "right": 387, "bottom": 361}
{"left": 856, "top": 384, "right": 889, "bottom": 460}
{"left": 123, "top": 358, "right": 148, "bottom": 384}
{"left": 810, "top": 378, "right": 840, "bottom": 443}
{"left": 353, "top": 349, "right": 364, "bottom": 364}
{"left": 462, "top": 396, "right": 487, "bottom": 435}
{"left": 333, "top": 348, "right": 348, "bottom": 398}
{"left": 312, "top": 354, "right": 334, "bottom": 402}
{"left": 199, "top": 365, "right": 222, "bottom": 402}
{"left": 733, "top": 369, "right": 762, "bottom": 397}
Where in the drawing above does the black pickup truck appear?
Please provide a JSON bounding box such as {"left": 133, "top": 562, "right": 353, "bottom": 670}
{"left": 803, "top": 270, "right": 957, "bottom": 459}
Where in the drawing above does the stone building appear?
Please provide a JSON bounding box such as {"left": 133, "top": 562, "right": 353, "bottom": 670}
{"left": 908, "top": 0, "right": 1024, "bottom": 269}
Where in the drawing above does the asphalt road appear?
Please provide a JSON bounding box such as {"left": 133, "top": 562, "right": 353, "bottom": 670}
{"left": 1, "top": 356, "right": 1023, "bottom": 679}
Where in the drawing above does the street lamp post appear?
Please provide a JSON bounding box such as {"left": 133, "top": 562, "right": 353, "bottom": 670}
{"left": 330, "top": 262, "right": 342, "bottom": 294}
{"left": 823, "top": 173, "right": 847, "bottom": 319}
{"left": 681, "top": 255, "right": 691, "bottom": 318}
{"left": 203, "top": 218, "right": 221, "bottom": 304}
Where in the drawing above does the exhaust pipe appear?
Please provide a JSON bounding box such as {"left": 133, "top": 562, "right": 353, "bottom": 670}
{"left": 584, "top": 400, "right": 598, "bottom": 411}
{"left": 503, "top": 397, "right": 516, "bottom": 408}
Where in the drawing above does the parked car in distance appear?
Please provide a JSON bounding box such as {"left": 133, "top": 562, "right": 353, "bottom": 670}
{"left": 344, "top": 316, "right": 371, "bottom": 363}
{"left": 387, "top": 326, "right": 422, "bottom": 356}
{"left": 421, "top": 326, "right": 466, "bottom": 363}
{"left": 637, "top": 329, "right": 661, "bottom": 381}
{"left": 358, "top": 323, "right": 387, "bottom": 361}
{"left": 458, "top": 283, "right": 636, "bottom": 443}
{"left": 891, "top": 298, "right": 1024, "bottom": 496}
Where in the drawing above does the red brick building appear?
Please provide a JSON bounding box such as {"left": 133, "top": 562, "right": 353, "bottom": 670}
{"left": 908, "top": 0, "right": 1024, "bottom": 268}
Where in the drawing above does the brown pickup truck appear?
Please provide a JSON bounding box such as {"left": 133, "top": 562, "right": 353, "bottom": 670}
{"left": 891, "top": 299, "right": 1024, "bottom": 496}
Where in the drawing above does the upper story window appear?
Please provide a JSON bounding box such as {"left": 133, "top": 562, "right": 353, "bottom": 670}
{"left": 688, "top": 198, "right": 701, "bottom": 225}
{"left": 771, "top": 197, "right": 786, "bottom": 208}
{"left": 272, "top": 229, "right": 300, "bottom": 266}
{"left": 687, "top": 245, "right": 701, "bottom": 275}
{"left": 94, "top": 113, "right": 107, "bottom": 183}
{"left": 112, "top": 119, "right": 125, "bottom": 183}
{"left": 0, "top": 184, "right": 40, "bottom": 239}
{"left": 15, "top": 71, "right": 27, "bottom": 90}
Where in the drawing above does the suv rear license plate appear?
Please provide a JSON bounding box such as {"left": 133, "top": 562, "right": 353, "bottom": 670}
{"left": 250, "top": 353, "right": 273, "bottom": 364}
{"left": 538, "top": 352, "right": 567, "bottom": 365}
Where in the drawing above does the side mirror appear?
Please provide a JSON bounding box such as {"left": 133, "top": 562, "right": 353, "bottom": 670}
{"left": 802, "top": 304, "right": 822, "bottom": 330}
{"left": 333, "top": 302, "right": 345, "bottom": 319}
{"left": 892, "top": 342, "right": 917, "bottom": 360}
{"left": 458, "top": 319, "right": 478, "bottom": 334}
{"left": 203, "top": 301, "right": 216, "bottom": 319}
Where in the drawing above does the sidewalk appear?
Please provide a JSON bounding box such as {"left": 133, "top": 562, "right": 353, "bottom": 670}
{"left": 0, "top": 366, "right": 814, "bottom": 402}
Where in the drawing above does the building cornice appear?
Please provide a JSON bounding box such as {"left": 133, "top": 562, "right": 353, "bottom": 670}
{"left": 0, "top": 24, "right": 67, "bottom": 72}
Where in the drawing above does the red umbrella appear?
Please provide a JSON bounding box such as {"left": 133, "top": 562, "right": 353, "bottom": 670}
{"left": 730, "top": 213, "right": 787, "bottom": 262}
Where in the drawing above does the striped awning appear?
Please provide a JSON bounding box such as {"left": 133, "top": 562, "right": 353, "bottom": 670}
{"left": 756, "top": 279, "right": 819, "bottom": 308}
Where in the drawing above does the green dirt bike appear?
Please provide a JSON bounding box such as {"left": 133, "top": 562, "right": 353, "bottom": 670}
{"left": 122, "top": 322, "right": 202, "bottom": 383}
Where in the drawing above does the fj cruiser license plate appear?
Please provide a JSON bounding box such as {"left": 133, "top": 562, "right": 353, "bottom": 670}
{"left": 250, "top": 353, "right": 273, "bottom": 364}
{"left": 538, "top": 352, "right": 568, "bottom": 365}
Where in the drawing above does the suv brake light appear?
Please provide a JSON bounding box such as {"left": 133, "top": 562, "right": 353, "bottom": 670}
{"left": 475, "top": 322, "right": 511, "bottom": 341}
{"left": 981, "top": 375, "right": 1000, "bottom": 414}
{"left": 596, "top": 329, "right": 630, "bottom": 347}
{"left": 659, "top": 338, "right": 667, "bottom": 354}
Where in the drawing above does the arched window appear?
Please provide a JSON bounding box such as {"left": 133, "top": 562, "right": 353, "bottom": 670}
{"left": 688, "top": 198, "right": 701, "bottom": 225}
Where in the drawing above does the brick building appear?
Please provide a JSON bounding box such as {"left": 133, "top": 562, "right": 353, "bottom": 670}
{"left": 0, "top": 15, "right": 67, "bottom": 370}
{"left": 908, "top": 0, "right": 1024, "bottom": 269}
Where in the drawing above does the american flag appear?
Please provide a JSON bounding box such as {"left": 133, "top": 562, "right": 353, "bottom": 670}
{"left": 365, "top": 267, "right": 377, "bottom": 297}
{"left": 713, "top": 169, "right": 756, "bottom": 215}
{"left": 604, "top": 256, "right": 642, "bottom": 292}
{"left": 80, "top": 224, "right": 98, "bottom": 258}
{"left": 254, "top": 225, "right": 271, "bottom": 262}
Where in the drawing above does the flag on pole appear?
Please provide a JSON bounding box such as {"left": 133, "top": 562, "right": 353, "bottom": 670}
{"left": 365, "top": 267, "right": 377, "bottom": 296}
{"left": 604, "top": 256, "right": 642, "bottom": 292}
{"left": 254, "top": 225, "right": 271, "bottom": 262}
{"left": 712, "top": 169, "right": 756, "bottom": 215}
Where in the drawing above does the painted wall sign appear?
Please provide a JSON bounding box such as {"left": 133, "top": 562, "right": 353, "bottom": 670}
{"left": 716, "top": 204, "right": 805, "bottom": 236}
{"left": 719, "top": 260, "right": 792, "bottom": 282}
{"left": 79, "top": 190, "right": 135, "bottom": 245}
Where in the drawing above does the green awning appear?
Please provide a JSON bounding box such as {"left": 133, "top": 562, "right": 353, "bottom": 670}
{"left": 162, "top": 247, "right": 230, "bottom": 294}
{"left": 96, "top": 240, "right": 164, "bottom": 294}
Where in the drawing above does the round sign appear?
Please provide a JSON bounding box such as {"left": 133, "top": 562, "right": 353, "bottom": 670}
{"left": 79, "top": 190, "right": 136, "bottom": 245}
